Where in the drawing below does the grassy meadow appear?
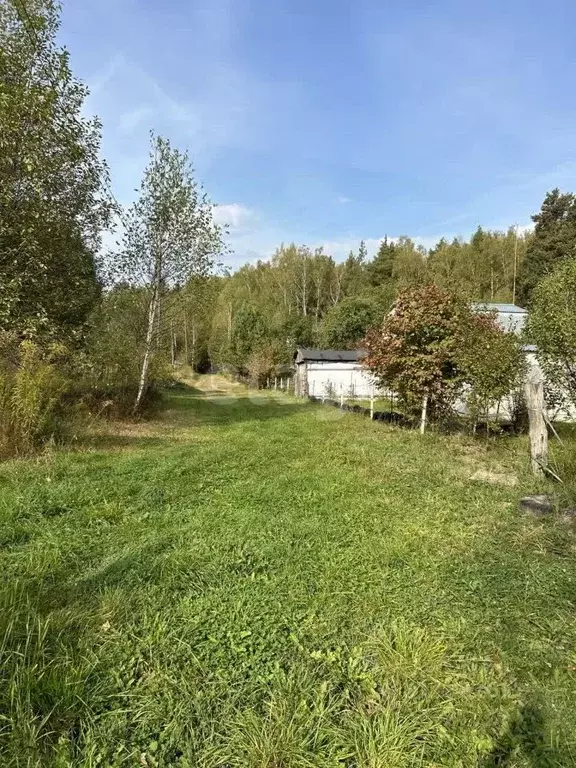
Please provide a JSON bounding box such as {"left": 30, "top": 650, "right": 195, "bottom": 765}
{"left": 1, "top": 374, "right": 576, "bottom": 767}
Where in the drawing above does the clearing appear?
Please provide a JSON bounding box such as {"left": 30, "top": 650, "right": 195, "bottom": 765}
{"left": 1, "top": 375, "right": 576, "bottom": 767}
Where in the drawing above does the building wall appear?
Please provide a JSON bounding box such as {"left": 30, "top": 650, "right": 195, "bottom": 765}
{"left": 297, "top": 361, "right": 381, "bottom": 398}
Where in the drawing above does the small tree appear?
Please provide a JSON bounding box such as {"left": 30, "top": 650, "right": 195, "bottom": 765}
{"left": 228, "top": 304, "right": 267, "bottom": 375}
{"left": 364, "top": 285, "right": 466, "bottom": 432}
{"left": 457, "top": 311, "right": 525, "bottom": 431}
{"left": 246, "top": 343, "right": 281, "bottom": 388}
{"left": 527, "top": 259, "right": 576, "bottom": 411}
{"left": 109, "top": 134, "right": 225, "bottom": 412}
{"left": 365, "top": 286, "right": 526, "bottom": 434}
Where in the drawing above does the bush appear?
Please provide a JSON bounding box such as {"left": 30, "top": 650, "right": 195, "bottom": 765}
{"left": 0, "top": 339, "right": 69, "bottom": 456}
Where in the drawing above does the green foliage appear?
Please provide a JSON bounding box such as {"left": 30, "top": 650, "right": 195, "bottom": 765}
{"left": 1, "top": 378, "right": 575, "bottom": 765}
{"left": 108, "top": 133, "right": 225, "bottom": 412}
{"left": 246, "top": 342, "right": 283, "bottom": 387}
{"left": 81, "top": 287, "right": 169, "bottom": 417}
{"left": 0, "top": 0, "right": 111, "bottom": 341}
{"left": 367, "top": 236, "right": 396, "bottom": 286}
{"left": 208, "top": 225, "right": 530, "bottom": 377}
{"left": 519, "top": 189, "right": 576, "bottom": 306}
{"left": 0, "top": 339, "right": 68, "bottom": 455}
{"left": 228, "top": 304, "right": 267, "bottom": 373}
{"left": 458, "top": 311, "right": 526, "bottom": 425}
{"left": 319, "top": 296, "right": 379, "bottom": 349}
{"left": 527, "top": 258, "right": 576, "bottom": 411}
{"left": 365, "top": 286, "right": 524, "bottom": 429}
{"left": 428, "top": 227, "right": 530, "bottom": 302}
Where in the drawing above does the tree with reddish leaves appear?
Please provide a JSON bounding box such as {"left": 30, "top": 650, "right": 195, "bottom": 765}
{"left": 364, "top": 285, "right": 467, "bottom": 432}
{"left": 364, "top": 285, "right": 524, "bottom": 433}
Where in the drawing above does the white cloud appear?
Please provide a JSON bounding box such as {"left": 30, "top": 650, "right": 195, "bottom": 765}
{"left": 212, "top": 203, "right": 254, "bottom": 229}
{"left": 337, "top": 196, "right": 351, "bottom": 204}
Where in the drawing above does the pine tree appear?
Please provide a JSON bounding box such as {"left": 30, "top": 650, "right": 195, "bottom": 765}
{"left": 518, "top": 189, "right": 576, "bottom": 306}
{"left": 367, "top": 236, "right": 396, "bottom": 286}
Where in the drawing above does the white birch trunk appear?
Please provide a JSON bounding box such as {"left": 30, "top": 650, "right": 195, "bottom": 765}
{"left": 420, "top": 393, "right": 428, "bottom": 435}
{"left": 134, "top": 285, "right": 160, "bottom": 414}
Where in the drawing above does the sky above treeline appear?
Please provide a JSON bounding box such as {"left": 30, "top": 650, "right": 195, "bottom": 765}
{"left": 59, "top": 0, "right": 576, "bottom": 268}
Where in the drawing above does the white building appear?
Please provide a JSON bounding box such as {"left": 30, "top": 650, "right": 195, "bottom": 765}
{"left": 294, "top": 304, "right": 573, "bottom": 422}
{"left": 293, "top": 348, "right": 379, "bottom": 398}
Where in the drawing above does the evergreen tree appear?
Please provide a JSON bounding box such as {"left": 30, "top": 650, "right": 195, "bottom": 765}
{"left": 367, "top": 236, "right": 396, "bottom": 286}
{"left": 518, "top": 189, "right": 576, "bottom": 306}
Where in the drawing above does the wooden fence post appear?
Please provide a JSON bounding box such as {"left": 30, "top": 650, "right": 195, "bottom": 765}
{"left": 525, "top": 364, "right": 548, "bottom": 476}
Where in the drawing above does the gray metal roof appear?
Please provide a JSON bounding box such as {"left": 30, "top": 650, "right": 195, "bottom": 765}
{"left": 471, "top": 302, "right": 527, "bottom": 334}
{"left": 294, "top": 348, "right": 366, "bottom": 364}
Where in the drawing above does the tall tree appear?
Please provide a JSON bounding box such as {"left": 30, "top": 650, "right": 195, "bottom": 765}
{"left": 110, "top": 134, "right": 224, "bottom": 412}
{"left": 367, "top": 236, "right": 396, "bottom": 287}
{"left": 519, "top": 189, "right": 576, "bottom": 306}
{"left": 0, "top": 0, "right": 111, "bottom": 340}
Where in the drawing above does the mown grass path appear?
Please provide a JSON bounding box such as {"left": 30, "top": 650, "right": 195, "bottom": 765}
{"left": 1, "top": 376, "right": 576, "bottom": 766}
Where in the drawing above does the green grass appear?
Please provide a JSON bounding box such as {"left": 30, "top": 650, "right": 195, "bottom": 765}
{"left": 1, "top": 374, "right": 576, "bottom": 767}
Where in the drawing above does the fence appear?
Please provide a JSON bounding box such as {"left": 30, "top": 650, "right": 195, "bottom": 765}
{"left": 262, "top": 376, "right": 407, "bottom": 425}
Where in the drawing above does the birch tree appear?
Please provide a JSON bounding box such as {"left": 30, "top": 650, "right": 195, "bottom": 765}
{"left": 110, "top": 134, "right": 225, "bottom": 413}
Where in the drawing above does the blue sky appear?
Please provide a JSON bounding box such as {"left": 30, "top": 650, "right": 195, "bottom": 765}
{"left": 59, "top": 0, "right": 576, "bottom": 268}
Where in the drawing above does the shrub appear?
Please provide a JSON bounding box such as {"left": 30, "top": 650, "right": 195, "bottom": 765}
{"left": 0, "top": 339, "right": 68, "bottom": 456}
{"left": 319, "top": 297, "right": 380, "bottom": 349}
{"left": 246, "top": 343, "right": 281, "bottom": 388}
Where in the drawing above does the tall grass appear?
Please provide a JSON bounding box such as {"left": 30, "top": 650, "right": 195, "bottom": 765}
{"left": 1, "top": 378, "right": 575, "bottom": 765}
{"left": 0, "top": 341, "right": 67, "bottom": 457}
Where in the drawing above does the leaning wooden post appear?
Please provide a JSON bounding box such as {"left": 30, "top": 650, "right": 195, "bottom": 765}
{"left": 525, "top": 364, "right": 548, "bottom": 476}
{"left": 370, "top": 387, "right": 375, "bottom": 420}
